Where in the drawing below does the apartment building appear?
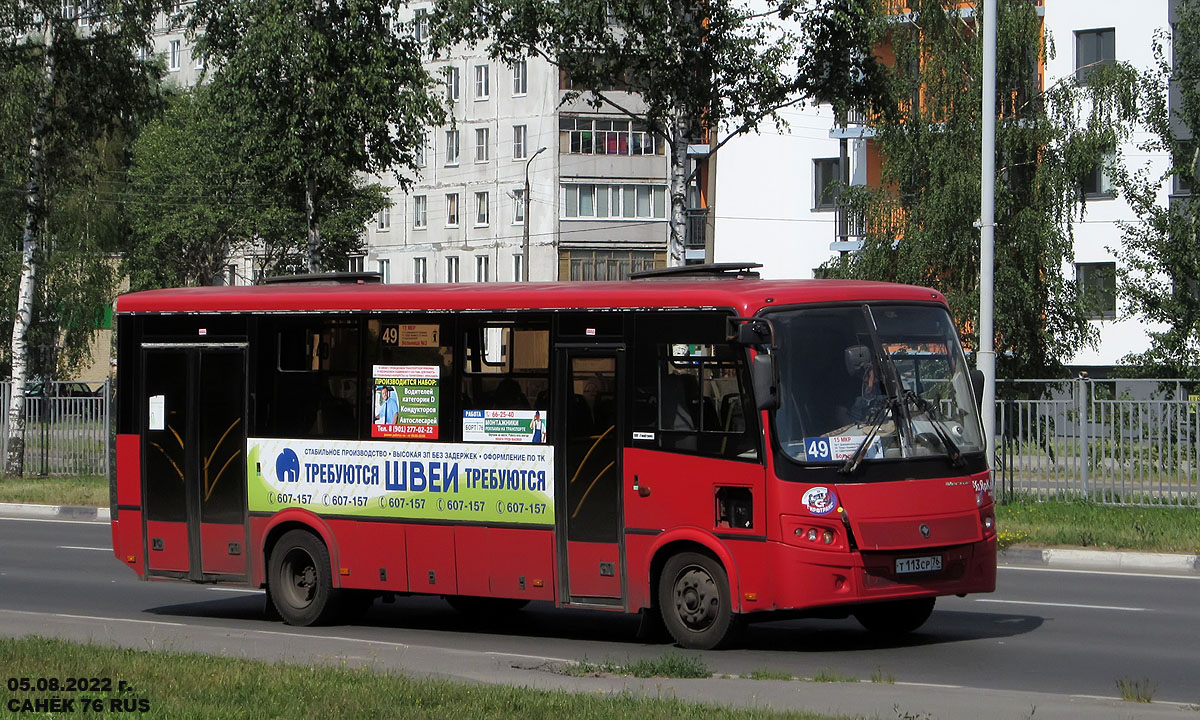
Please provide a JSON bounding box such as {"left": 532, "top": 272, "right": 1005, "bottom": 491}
{"left": 146, "top": 4, "right": 672, "bottom": 283}
{"left": 710, "top": 0, "right": 1177, "bottom": 373}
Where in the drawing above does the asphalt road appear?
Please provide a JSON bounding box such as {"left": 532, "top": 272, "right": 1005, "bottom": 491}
{"left": 2, "top": 515, "right": 1198, "bottom": 718}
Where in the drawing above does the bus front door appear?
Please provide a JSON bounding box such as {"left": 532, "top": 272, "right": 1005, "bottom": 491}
{"left": 142, "top": 345, "right": 248, "bottom": 581}
{"left": 557, "top": 348, "right": 625, "bottom": 605}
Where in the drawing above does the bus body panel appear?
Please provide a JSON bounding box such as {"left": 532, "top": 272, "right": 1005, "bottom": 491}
{"left": 114, "top": 510, "right": 144, "bottom": 576}
{"left": 833, "top": 474, "right": 991, "bottom": 551}
{"left": 629, "top": 527, "right": 745, "bottom": 614}
{"left": 471, "top": 527, "right": 556, "bottom": 602}
{"left": 200, "top": 523, "right": 249, "bottom": 576}
{"left": 406, "top": 524, "right": 458, "bottom": 595}
{"left": 251, "top": 509, "right": 345, "bottom": 588}
{"left": 563, "top": 541, "right": 621, "bottom": 599}
{"left": 623, "top": 449, "right": 765, "bottom": 537}
{"left": 116, "top": 434, "right": 141, "bottom": 508}
{"left": 145, "top": 520, "right": 189, "bottom": 572}
{"left": 333, "top": 520, "right": 410, "bottom": 592}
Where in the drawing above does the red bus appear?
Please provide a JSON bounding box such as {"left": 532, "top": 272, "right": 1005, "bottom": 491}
{"left": 110, "top": 264, "right": 996, "bottom": 649}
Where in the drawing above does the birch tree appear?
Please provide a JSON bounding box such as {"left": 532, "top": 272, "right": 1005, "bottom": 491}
{"left": 1, "top": 0, "right": 171, "bottom": 476}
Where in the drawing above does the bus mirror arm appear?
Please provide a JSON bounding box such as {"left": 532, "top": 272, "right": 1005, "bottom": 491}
{"left": 752, "top": 353, "right": 779, "bottom": 411}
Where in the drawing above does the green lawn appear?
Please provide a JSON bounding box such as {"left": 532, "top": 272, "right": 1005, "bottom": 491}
{"left": 0, "top": 636, "right": 849, "bottom": 720}
{"left": 0, "top": 475, "right": 107, "bottom": 507}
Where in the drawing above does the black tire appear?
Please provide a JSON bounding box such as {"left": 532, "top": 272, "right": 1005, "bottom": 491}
{"left": 658, "top": 551, "right": 738, "bottom": 650}
{"left": 268, "top": 529, "right": 338, "bottom": 626}
{"left": 445, "top": 595, "right": 529, "bottom": 619}
{"left": 853, "top": 597, "right": 936, "bottom": 635}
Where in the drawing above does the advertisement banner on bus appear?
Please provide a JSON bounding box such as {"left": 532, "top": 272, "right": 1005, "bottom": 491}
{"left": 462, "top": 409, "right": 548, "bottom": 443}
{"left": 372, "top": 364, "right": 440, "bottom": 439}
{"left": 246, "top": 438, "right": 554, "bottom": 525}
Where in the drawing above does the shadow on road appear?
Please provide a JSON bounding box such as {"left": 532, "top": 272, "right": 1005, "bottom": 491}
{"left": 143, "top": 595, "right": 1043, "bottom": 652}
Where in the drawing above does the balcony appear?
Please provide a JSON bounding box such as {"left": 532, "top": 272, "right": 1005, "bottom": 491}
{"left": 684, "top": 208, "right": 708, "bottom": 262}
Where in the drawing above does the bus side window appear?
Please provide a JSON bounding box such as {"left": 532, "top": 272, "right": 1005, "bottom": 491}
{"left": 655, "top": 343, "right": 757, "bottom": 460}
{"left": 259, "top": 320, "right": 360, "bottom": 440}
{"left": 461, "top": 320, "right": 550, "bottom": 422}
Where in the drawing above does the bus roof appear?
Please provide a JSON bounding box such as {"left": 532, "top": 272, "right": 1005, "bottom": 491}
{"left": 115, "top": 278, "right": 946, "bottom": 316}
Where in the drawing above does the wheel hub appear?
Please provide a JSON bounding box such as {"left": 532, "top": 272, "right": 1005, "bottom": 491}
{"left": 674, "top": 567, "right": 718, "bottom": 629}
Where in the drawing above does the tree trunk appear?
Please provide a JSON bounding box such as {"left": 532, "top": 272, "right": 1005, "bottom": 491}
{"left": 668, "top": 116, "right": 688, "bottom": 267}
{"left": 6, "top": 21, "right": 56, "bottom": 478}
{"left": 305, "top": 174, "right": 320, "bottom": 273}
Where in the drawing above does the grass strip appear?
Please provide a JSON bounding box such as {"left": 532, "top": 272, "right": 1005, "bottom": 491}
{"left": 996, "top": 496, "right": 1200, "bottom": 553}
{"left": 0, "top": 475, "right": 107, "bottom": 507}
{"left": 0, "top": 636, "right": 850, "bottom": 720}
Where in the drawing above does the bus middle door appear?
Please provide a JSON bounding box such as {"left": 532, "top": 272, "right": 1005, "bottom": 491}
{"left": 142, "top": 344, "right": 248, "bottom": 582}
{"left": 555, "top": 346, "right": 625, "bottom": 606}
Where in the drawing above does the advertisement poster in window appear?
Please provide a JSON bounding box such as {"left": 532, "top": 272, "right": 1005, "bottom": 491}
{"left": 463, "top": 409, "right": 548, "bottom": 443}
{"left": 373, "top": 365, "right": 440, "bottom": 439}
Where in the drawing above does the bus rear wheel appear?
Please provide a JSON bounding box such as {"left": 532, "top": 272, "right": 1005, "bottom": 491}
{"left": 269, "top": 529, "right": 338, "bottom": 626}
{"left": 658, "top": 552, "right": 737, "bottom": 650}
{"left": 853, "top": 597, "right": 936, "bottom": 635}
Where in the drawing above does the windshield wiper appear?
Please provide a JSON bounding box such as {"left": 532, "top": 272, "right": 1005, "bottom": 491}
{"left": 838, "top": 400, "right": 890, "bottom": 475}
{"left": 861, "top": 305, "right": 914, "bottom": 452}
{"left": 906, "top": 391, "right": 966, "bottom": 468}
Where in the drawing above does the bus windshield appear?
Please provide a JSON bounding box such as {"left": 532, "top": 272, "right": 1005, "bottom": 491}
{"left": 769, "top": 304, "right": 984, "bottom": 467}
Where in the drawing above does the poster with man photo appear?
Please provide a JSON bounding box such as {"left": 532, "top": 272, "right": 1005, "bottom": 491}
{"left": 373, "top": 365, "right": 440, "bottom": 439}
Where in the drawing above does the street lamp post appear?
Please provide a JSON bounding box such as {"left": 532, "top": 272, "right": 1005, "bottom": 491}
{"left": 523, "top": 146, "right": 547, "bottom": 282}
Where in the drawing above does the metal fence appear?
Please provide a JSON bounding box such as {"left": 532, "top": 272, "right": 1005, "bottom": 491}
{"left": 0, "top": 381, "right": 111, "bottom": 476}
{"left": 995, "top": 378, "right": 1200, "bottom": 506}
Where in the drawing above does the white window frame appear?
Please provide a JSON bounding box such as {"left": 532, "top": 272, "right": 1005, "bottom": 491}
{"left": 445, "top": 129, "right": 459, "bottom": 166}
{"left": 475, "top": 127, "right": 489, "bottom": 163}
{"left": 414, "top": 257, "right": 428, "bottom": 284}
{"left": 414, "top": 8, "right": 429, "bottom": 42}
{"left": 446, "top": 256, "right": 460, "bottom": 283}
{"left": 475, "top": 254, "right": 490, "bottom": 282}
{"left": 446, "top": 193, "right": 459, "bottom": 227}
{"left": 168, "top": 39, "right": 181, "bottom": 71}
{"left": 513, "top": 188, "right": 525, "bottom": 225}
{"left": 475, "top": 191, "right": 489, "bottom": 226}
{"left": 512, "top": 60, "right": 527, "bottom": 96}
{"left": 377, "top": 207, "right": 390, "bottom": 230}
{"left": 348, "top": 255, "right": 365, "bottom": 273}
{"left": 376, "top": 258, "right": 391, "bottom": 283}
{"left": 562, "top": 183, "right": 667, "bottom": 220}
{"left": 513, "top": 125, "right": 527, "bottom": 160}
{"left": 474, "top": 64, "right": 489, "bottom": 100}
{"left": 445, "top": 66, "right": 460, "bottom": 102}
{"left": 413, "top": 195, "right": 427, "bottom": 229}
{"left": 512, "top": 253, "right": 524, "bottom": 282}
{"left": 415, "top": 131, "right": 428, "bottom": 167}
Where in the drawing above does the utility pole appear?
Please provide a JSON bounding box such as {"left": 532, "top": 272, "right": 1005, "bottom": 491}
{"left": 979, "top": 0, "right": 998, "bottom": 474}
{"left": 523, "top": 146, "right": 547, "bottom": 281}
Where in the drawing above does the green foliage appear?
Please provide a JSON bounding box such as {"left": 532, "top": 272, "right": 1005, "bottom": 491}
{"left": 823, "top": 0, "right": 1141, "bottom": 379}
{"left": 996, "top": 496, "right": 1200, "bottom": 553}
{"left": 1110, "top": 0, "right": 1200, "bottom": 378}
{"left": 187, "top": 0, "right": 446, "bottom": 272}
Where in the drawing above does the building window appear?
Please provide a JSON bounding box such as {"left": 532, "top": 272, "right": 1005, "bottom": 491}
{"left": 376, "top": 258, "right": 391, "bottom": 283}
{"left": 220, "top": 264, "right": 237, "bottom": 286}
{"left": 564, "top": 249, "right": 662, "bottom": 281}
{"left": 476, "top": 255, "right": 490, "bottom": 282}
{"left": 415, "top": 131, "right": 428, "bottom": 167}
{"left": 475, "top": 191, "right": 489, "bottom": 226}
{"left": 446, "top": 193, "right": 459, "bottom": 226}
{"left": 348, "top": 255, "right": 365, "bottom": 273}
{"left": 377, "top": 207, "right": 390, "bottom": 230}
{"left": 446, "top": 256, "right": 460, "bottom": 283}
{"left": 168, "top": 39, "right": 181, "bottom": 71}
{"left": 513, "top": 188, "right": 525, "bottom": 224}
{"left": 813, "top": 157, "right": 840, "bottom": 211}
{"left": 475, "top": 127, "right": 489, "bottom": 162}
{"left": 445, "top": 66, "right": 460, "bottom": 102}
{"left": 1077, "top": 262, "right": 1117, "bottom": 319}
{"left": 513, "top": 125, "right": 527, "bottom": 160}
{"left": 194, "top": 46, "right": 204, "bottom": 70}
{"left": 513, "top": 253, "right": 524, "bottom": 281}
{"left": 413, "top": 195, "right": 427, "bottom": 229}
{"left": 1076, "top": 28, "right": 1115, "bottom": 85}
{"left": 562, "top": 183, "right": 666, "bottom": 219}
{"left": 414, "top": 257, "right": 428, "bottom": 284}
{"left": 513, "top": 60, "right": 527, "bottom": 95}
{"left": 474, "top": 64, "right": 489, "bottom": 100}
{"left": 413, "top": 8, "right": 429, "bottom": 42}
{"left": 445, "top": 129, "right": 459, "bottom": 165}
{"left": 1082, "top": 149, "right": 1116, "bottom": 199}
{"left": 559, "top": 117, "right": 662, "bottom": 156}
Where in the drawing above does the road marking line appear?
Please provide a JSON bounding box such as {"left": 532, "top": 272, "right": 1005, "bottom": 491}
{"left": 1069, "top": 694, "right": 1196, "bottom": 709}
{"left": 975, "top": 598, "right": 1146, "bottom": 612}
{"left": 0, "top": 609, "right": 190, "bottom": 628}
{"left": 894, "top": 681, "right": 962, "bottom": 689}
{"left": 486, "top": 651, "right": 576, "bottom": 664}
{"left": 57, "top": 545, "right": 110, "bottom": 551}
{"left": 1000, "top": 566, "right": 1200, "bottom": 581}
{"left": 206, "top": 588, "right": 263, "bottom": 594}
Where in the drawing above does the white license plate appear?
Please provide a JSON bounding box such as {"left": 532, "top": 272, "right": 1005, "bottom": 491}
{"left": 896, "top": 555, "right": 942, "bottom": 574}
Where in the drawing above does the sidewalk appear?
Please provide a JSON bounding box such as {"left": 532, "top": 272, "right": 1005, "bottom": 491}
{"left": 3, "top": 500, "right": 1197, "bottom": 575}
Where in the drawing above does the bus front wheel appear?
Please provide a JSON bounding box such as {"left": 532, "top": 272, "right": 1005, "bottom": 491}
{"left": 269, "top": 529, "right": 337, "bottom": 626}
{"left": 853, "top": 597, "right": 935, "bottom": 635}
{"left": 658, "top": 552, "right": 738, "bottom": 650}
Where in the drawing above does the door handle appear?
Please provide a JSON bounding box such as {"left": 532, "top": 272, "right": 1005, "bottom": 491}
{"left": 633, "top": 474, "right": 651, "bottom": 497}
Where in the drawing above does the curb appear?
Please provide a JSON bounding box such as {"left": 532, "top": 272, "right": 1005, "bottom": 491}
{"left": 0, "top": 502, "right": 109, "bottom": 522}
{"left": 1001, "top": 545, "right": 1200, "bottom": 573}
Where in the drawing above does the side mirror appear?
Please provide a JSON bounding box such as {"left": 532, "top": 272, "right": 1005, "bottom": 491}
{"left": 970, "top": 368, "right": 985, "bottom": 412}
{"left": 752, "top": 354, "right": 779, "bottom": 411}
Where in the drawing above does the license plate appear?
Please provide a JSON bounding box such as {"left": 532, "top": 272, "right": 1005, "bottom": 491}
{"left": 896, "top": 555, "right": 942, "bottom": 574}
